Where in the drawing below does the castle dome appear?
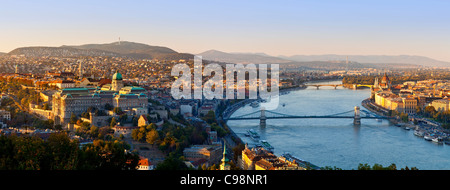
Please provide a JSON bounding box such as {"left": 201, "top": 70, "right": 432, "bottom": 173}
{"left": 112, "top": 71, "right": 123, "bottom": 80}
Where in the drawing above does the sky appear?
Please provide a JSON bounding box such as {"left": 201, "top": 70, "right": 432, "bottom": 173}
{"left": 1, "top": 0, "right": 450, "bottom": 62}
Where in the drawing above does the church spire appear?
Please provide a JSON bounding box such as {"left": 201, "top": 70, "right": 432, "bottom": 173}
{"left": 220, "top": 143, "right": 230, "bottom": 170}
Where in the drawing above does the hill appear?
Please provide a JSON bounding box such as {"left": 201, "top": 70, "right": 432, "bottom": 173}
{"left": 197, "top": 50, "right": 429, "bottom": 69}
{"left": 65, "top": 41, "right": 193, "bottom": 60}
{"left": 7, "top": 41, "right": 194, "bottom": 60}
{"left": 8, "top": 46, "right": 118, "bottom": 57}
{"left": 279, "top": 54, "right": 450, "bottom": 68}
{"left": 199, "top": 49, "right": 291, "bottom": 64}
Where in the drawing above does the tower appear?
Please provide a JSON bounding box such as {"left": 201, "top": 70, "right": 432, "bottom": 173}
{"left": 111, "top": 71, "right": 124, "bottom": 91}
{"left": 381, "top": 72, "right": 391, "bottom": 89}
{"left": 373, "top": 77, "right": 379, "bottom": 88}
{"left": 354, "top": 106, "right": 361, "bottom": 125}
{"left": 78, "top": 60, "right": 83, "bottom": 78}
{"left": 15, "top": 65, "right": 18, "bottom": 74}
{"left": 260, "top": 108, "right": 266, "bottom": 127}
{"left": 220, "top": 144, "right": 231, "bottom": 170}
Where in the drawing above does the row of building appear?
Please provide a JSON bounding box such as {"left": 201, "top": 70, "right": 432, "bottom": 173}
{"left": 372, "top": 73, "right": 450, "bottom": 114}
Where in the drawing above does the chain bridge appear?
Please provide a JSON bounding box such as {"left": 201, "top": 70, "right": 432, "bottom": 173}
{"left": 225, "top": 106, "right": 391, "bottom": 127}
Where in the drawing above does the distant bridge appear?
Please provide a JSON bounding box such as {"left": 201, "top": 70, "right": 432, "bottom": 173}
{"left": 304, "top": 84, "right": 373, "bottom": 89}
{"left": 353, "top": 84, "right": 374, "bottom": 89}
{"left": 225, "top": 106, "right": 391, "bottom": 127}
{"left": 305, "top": 84, "right": 343, "bottom": 89}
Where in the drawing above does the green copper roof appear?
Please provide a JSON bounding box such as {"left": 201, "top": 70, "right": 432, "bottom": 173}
{"left": 62, "top": 88, "right": 89, "bottom": 91}
{"left": 121, "top": 86, "right": 145, "bottom": 90}
{"left": 112, "top": 71, "right": 123, "bottom": 80}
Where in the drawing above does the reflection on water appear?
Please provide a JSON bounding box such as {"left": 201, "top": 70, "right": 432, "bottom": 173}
{"left": 227, "top": 80, "right": 450, "bottom": 170}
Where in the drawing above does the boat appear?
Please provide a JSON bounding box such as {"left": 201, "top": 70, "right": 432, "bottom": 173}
{"left": 260, "top": 140, "right": 274, "bottom": 152}
{"left": 432, "top": 137, "right": 443, "bottom": 144}
{"left": 404, "top": 127, "right": 411, "bottom": 130}
{"left": 250, "top": 102, "right": 259, "bottom": 108}
{"left": 424, "top": 135, "right": 433, "bottom": 141}
{"left": 444, "top": 139, "right": 450, "bottom": 145}
{"left": 414, "top": 130, "right": 424, "bottom": 137}
{"left": 247, "top": 129, "right": 260, "bottom": 141}
{"left": 281, "top": 153, "right": 321, "bottom": 170}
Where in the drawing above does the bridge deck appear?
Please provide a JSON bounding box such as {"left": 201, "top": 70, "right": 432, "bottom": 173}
{"left": 226, "top": 116, "right": 388, "bottom": 120}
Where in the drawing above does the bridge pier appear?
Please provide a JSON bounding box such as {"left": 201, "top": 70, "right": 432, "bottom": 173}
{"left": 354, "top": 106, "right": 361, "bottom": 125}
{"left": 260, "top": 108, "right": 266, "bottom": 127}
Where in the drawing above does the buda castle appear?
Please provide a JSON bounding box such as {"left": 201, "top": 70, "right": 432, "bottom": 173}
{"left": 52, "top": 71, "right": 148, "bottom": 125}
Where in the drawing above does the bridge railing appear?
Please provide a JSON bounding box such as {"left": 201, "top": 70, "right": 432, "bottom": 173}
{"left": 227, "top": 109, "right": 390, "bottom": 120}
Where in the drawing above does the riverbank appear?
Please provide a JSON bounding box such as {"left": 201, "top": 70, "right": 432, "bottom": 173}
{"left": 226, "top": 82, "right": 450, "bottom": 169}
{"left": 361, "top": 98, "right": 450, "bottom": 144}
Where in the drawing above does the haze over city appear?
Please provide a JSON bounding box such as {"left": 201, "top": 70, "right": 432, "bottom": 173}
{"left": 1, "top": 0, "right": 450, "bottom": 62}
{"left": 3, "top": 1, "right": 450, "bottom": 186}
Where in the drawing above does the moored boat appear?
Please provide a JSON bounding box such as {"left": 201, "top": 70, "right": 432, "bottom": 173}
{"left": 414, "top": 130, "right": 424, "bottom": 137}
{"left": 260, "top": 140, "right": 274, "bottom": 152}
{"left": 432, "top": 137, "right": 443, "bottom": 144}
{"left": 247, "top": 129, "right": 260, "bottom": 141}
{"left": 444, "top": 139, "right": 450, "bottom": 145}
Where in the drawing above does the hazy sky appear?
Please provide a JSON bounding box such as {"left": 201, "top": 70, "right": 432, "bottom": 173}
{"left": 1, "top": 0, "right": 450, "bottom": 62}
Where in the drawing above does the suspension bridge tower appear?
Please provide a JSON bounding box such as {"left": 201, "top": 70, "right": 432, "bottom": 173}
{"left": 260, "top": 108, "right": 266, "bottom": 127}
{"left": 354, "top": 106, "right": 361, "bottom": 125}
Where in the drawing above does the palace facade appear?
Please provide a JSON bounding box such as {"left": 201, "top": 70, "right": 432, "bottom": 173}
{"left": 52, "top": 71, "right": 148, "bottom": 124}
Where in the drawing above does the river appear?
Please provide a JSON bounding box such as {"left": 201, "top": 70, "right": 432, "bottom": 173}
{"left": 227, "top": 80, "right": 450, "bottom": 170}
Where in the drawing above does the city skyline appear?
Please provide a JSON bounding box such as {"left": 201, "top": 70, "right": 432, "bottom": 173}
{"left": 1, "top": 0, "right": 450, "bottom": 62}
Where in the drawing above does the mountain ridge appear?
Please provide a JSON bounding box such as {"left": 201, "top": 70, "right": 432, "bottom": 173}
{"left": 198, "top": 49, "right": 449, "bottom": 67}
{"left": 7, "top": 41, "right": 194, "bottom": 60}
{"left": 4, "top": 41, "right": 449, "bottom": 68}
{"left": 279, "top": 54, "right": 449, "bottom": 67}
{"left": 198, "top": 49, "right": 291, "bottom": 64}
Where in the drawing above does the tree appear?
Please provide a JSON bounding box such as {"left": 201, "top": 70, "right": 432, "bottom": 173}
{"left": 54, "top": 124, "right": 63, "bottom": 131}
{"left": 113, "top": 107, "right": 123, "bottom": 115}
{"left": 90, "top": 125, "right": 99, "bottom": 138}
{"left": 146, "top": 129, "right": 159, "bottom": 145}
{"left": 424, "top": 106, "right": 436, "bottom": 117}
{"left": 131, "top": 128, "right": 139, "bottom": 141}
{"left": 400, "top": 112, "right": 409, "bottom": 122}
{"left": 119, "top": 114, "right": 128, "bottom": 123}
{"left": 105, "top": 103, "right": 113, "bottom": 110}
{"left": 42, "top": 133, "right": 79, "bottom": 170}
{"left": 155, "top": 154, "right": 189, "bottom": 170}
{"left": 110, "top": 117, "right": 117, "bottom": 127}
{"left": 69, "top": 113, "right": 77, "bottom": 124}
{"left": 78, "top": 139, "right": 139, "bottom": 170}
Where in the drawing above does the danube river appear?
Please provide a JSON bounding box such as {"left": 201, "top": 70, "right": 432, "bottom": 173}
{"left": 227, "top": 80, "right": 450, "bottom": 170}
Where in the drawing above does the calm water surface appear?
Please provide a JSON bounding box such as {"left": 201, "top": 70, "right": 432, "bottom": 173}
{"left": 227, "top": 80, "right": 450, "bottom": 170}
